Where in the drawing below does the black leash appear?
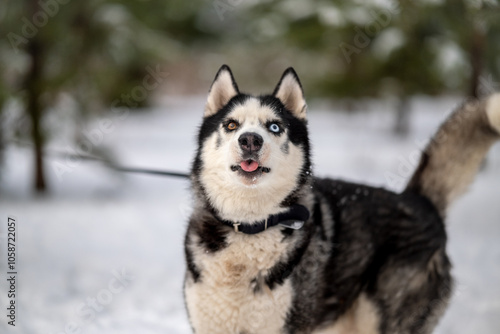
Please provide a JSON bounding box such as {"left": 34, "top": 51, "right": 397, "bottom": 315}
{"left": 10, "top": 140, "right": 190, "bottom": 179}
{"left": 59, "top": 151, "right": 190, "bottom": 179}
{"left": 111, "top": 166, "right": 189, "bottom": 179}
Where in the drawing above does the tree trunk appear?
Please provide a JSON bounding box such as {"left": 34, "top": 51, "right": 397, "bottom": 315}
{"left": 26, "top": 1, "right": 46, "bottom": 192}
{"left": 469, "top": 23, "right": 485, "bottom": 98}
{"left": 394, "top": 95, "right": 410, "bottom": 136}
{"left": 469, "top": 22, "right": 488, "bottom": 169}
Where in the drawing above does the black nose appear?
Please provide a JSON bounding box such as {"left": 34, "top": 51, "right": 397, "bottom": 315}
{"left": 238, "top": 132, "right": 263, "bottom": 153}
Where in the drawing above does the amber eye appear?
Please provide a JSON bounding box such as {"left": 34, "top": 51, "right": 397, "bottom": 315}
{"left": 227, "top": 122, "right": 238, "bottom": 131}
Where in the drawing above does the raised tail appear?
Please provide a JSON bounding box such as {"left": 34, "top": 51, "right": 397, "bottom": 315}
{"left": 407, "top": 93, "right": 500, "bottom": 217}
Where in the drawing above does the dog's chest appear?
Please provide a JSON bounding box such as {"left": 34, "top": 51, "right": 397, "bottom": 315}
{"left": 185, "top": 230, "right": 294, "bottom": 334}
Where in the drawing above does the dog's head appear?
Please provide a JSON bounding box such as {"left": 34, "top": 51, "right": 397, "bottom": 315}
{"left": 192, "top": 65, "right": 312, "bottom": 223}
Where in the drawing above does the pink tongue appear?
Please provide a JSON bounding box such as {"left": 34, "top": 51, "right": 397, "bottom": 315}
{"left": 240, "top": 160, "right": 259, "bottom": 172}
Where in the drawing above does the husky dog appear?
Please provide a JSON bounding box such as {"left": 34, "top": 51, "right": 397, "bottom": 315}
{"left": 184, "top": 65, "right": 500, "bottom": 334}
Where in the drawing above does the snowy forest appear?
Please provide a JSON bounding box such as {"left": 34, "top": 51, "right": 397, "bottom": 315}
{"left": 1, "top": 0, "right": 500, "bottom": 192}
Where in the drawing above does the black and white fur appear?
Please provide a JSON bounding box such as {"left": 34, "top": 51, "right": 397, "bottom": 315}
{"left": 184, "top": 65, "right": 500, "bottom": 334}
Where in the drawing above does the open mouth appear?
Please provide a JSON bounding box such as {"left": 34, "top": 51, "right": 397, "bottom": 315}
{"left": 231, "top": 159, "right": 271, "bottom": 177}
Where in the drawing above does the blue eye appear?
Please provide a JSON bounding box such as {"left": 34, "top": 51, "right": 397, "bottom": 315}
{"left": 269, "top": 123, "right": 280, "bottom": 133}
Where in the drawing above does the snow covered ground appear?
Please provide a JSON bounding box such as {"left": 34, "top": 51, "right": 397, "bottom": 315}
{"left": 1, "top": 96, "right": 499, "bottom": 334}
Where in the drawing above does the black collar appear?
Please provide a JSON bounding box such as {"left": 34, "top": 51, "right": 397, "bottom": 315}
{"left": 220, "top": 204, "right": 310, "bottom": 235}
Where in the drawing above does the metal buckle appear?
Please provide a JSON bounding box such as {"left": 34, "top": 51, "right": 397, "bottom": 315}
{"left": 233, "top": 222, "right": 241, "bottom": 233}
{"left": 265, "top": 218, "right": 268, "bottom": 230}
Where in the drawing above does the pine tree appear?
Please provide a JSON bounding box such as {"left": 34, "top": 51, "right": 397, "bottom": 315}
{"left": 0, "top": 0, "right": 205, "bottom": 192}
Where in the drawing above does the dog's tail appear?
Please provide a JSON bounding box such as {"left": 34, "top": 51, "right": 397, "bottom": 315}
{"left": 406, "top": 93, "right": 500, "bottom": 217}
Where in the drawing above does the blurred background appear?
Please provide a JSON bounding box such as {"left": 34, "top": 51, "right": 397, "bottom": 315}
{"left": 1, "top": 0, "right": 500, "bottom": 333}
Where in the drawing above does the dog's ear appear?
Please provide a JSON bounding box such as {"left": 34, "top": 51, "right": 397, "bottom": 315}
{"left": 273, "top": 67, "right": 307, "bottom": 120}
{"left": 205, "top": 65, "right": 239, "bottom": 117}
